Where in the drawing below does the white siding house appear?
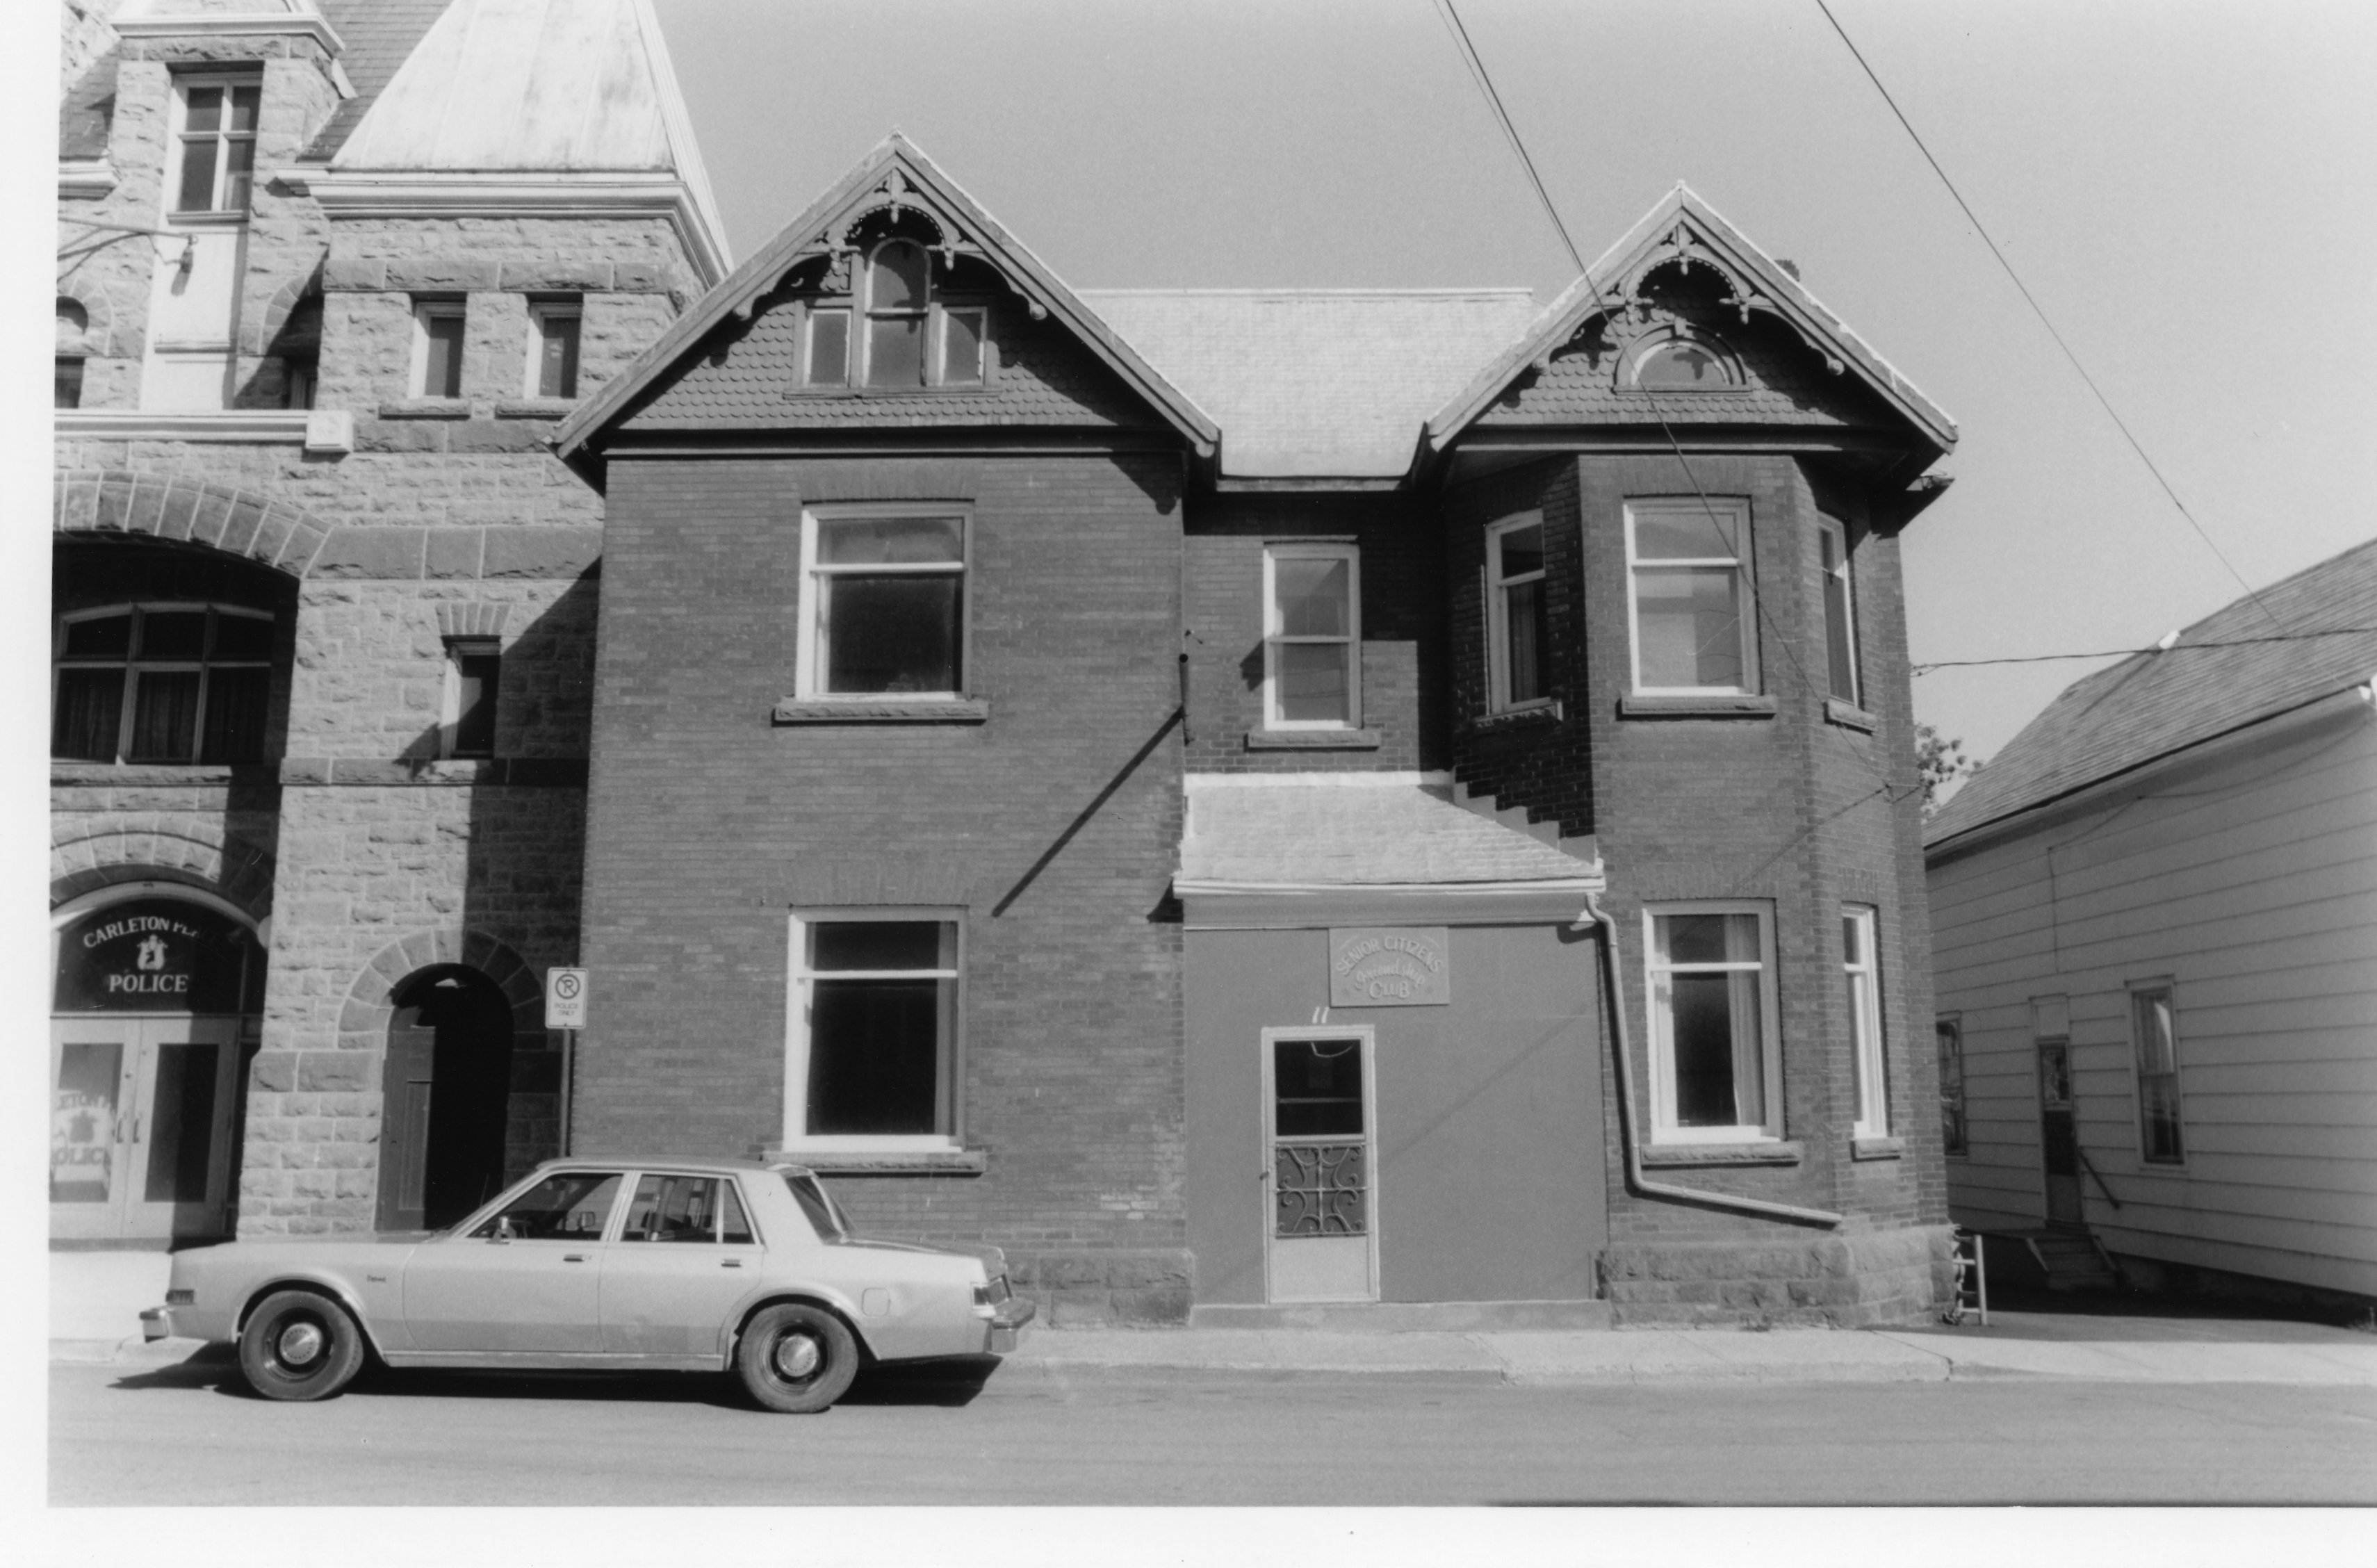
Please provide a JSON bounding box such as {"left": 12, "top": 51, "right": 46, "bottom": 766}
{"left": 1926, "top": 538, "right": 2377, "bottom": 1303}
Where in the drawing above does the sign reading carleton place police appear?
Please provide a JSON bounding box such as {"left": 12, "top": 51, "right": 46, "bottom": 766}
{"left": 1328, "top": 927, "right": 1451, "bottom": 1007}
{"left": 54, "top": 897, "right": 257, "bottom": 1014}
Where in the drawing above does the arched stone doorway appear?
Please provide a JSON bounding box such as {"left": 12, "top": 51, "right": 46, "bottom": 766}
{"left": 377, "top": 966, "right": 515, "bottom": 1231}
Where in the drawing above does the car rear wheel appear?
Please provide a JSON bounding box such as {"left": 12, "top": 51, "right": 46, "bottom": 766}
{"left": 736, "top": 1302, "right": 859, "bottom": 1414}
{"left": 239, "top": 1289, "right": 366, "bottom": 1403}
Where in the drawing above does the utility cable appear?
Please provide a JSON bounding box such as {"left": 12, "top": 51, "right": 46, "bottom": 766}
{"left": 1913, "top": 628, "right": 2377, "bottom": 674}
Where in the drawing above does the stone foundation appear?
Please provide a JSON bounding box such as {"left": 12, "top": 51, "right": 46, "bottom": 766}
{"left": 1601, "top": 1224, "right": 1952, "bottom": 1328}
{"left": 1005, "top": 1249, "right": 1196, "bottom": 1327}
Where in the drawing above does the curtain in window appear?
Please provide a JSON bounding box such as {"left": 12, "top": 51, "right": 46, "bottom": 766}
{"left": 129, "top": 671, "right": 202, "bottom": 762}
{"left": 52, "top": 669, "right": 124, "bottom": 761}
{"left": 199, "top": 665, "right": 268, "bottom": 762}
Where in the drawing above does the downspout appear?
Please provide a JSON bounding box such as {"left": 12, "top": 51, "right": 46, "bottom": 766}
{"left": 1578, "top": 891, "right": 1844, "bottom": 1229}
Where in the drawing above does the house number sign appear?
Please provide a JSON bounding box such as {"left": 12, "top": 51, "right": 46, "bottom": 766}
{"left": 1328, "top": 927, "right": 1451, "bottom": 1007}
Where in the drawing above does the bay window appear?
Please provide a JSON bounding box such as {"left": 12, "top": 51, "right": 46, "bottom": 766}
{"left": 1819, "top": 515, "right": 1861, "bottom": 707}
{"left": 1644, "top": 903, "right": 1781, "bottom": 1142}
{"left": 1626, "top": 498, "right": 1758, "bottom": 694}
{"left": 1844, "top": 906, "right": 1887, "bottom": 1137}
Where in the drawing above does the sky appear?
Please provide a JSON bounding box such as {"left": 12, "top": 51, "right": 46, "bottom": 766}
{"left": 656, "top": 0, "right": 2377, "bottom": 774}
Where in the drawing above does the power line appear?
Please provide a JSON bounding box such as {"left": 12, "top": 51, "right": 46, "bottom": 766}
{"left": 1913, "top": 628, "right": 2377, "bottom": 675}
{"left": 1812, "top": 0, "right": 2284, "bottom": 634}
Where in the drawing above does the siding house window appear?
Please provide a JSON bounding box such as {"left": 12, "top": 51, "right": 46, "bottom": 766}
{"left": 1626, "top": 498, "right": 1758, "bottom": 694}
{"left": 1644, "top": 904, "right": 1781, "bottom": 1142}
{"left": 803, "top": 240, "right": 987, "bottom": 389}
{"left": 1485, "top": 513, "right": 1552, "bottom": 711}
{"left": 528, "top": 300, "right": 581, "bottom": 398}
{"left": 2131, "top": 983, "right": 2184, "bottom": 1163}
{"left": 53, "top": 604, "right": 273, "bottom": 764}
{"left": 1818, "top": 515, "right": 1861, "bottom": 706}
{"left": 441, "top": 639, "right": 500, "bottom": 759}
{"left": 796, "top": 509, "right": 969, "bottom": 697}
{"left": 1844, "top": 906, "right": 1887, "bottom": 1136}
{"left": 1263, "top": 543, "right": 1360, "bottom": 728}
{"left": 411, "top": 300, "right": 466, "bottom": 398}
{"left": 171, "top": 77, "right": 259, "bottom": 215}
{"left": 785, "top": 914, "right": 961, "bottom": 1148}
{"left": 1937, "top": 1017, "right": 1967, "bottom": 1156}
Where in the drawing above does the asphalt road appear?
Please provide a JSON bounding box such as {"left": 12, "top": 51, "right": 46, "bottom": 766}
{"left": 48, "top": 1352, "right": 2377, "bottom": 1507}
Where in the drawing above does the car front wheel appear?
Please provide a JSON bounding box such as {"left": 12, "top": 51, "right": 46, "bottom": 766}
{"left": 239, "top": 1289, "right": 366, "bottom": 1402}
{"left": 736, "top": 1302, "right": 859, "bottom": 1414}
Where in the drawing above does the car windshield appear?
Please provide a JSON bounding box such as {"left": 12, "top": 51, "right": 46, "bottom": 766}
{"left": 471, "top": 1172, "right": 622, "bottom": 1240}
{"left": 781, "top": 1170, "right": 849, "bottom": 1241}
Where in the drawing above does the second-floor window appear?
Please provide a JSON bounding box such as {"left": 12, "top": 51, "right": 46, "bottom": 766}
{"left": 172, "top": 77, "right": 260, "bottom": 216}
{"left": 412, "top": 300, "right": 466, "bottom": 398}
{"left": 1818, "top": 515, "right": 1861, "bottom": 707}
{"left": 1486, "top": 513, "right": 1552, "bottom": 711}
{"left": 441, "top": 639, "right": 500, "bottom": 759}
{"left": 53, "top": 604, "right": 273, "bottom": 765}
{"left": 528, "top": 300, "right": 581, "bottom": 398}
{"left": 1263, "top": 543, "right": 1360, "bottom": 729}
{"left": 1626, "top": 498, "right": 1758, "bottom": 695}
{"left": 797, "top": 509, "right": 969, "bottom": 697}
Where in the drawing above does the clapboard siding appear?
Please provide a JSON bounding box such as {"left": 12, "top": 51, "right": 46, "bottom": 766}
{"left": 1928, "top": 707, "right": 2377, "bottom": 1293}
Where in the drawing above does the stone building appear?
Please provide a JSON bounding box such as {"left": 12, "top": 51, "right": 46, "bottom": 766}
{"left": 55, "top": 1, "right": 1963, "bottom": 1328}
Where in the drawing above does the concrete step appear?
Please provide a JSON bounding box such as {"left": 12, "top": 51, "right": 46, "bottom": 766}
{"left": 1188, "top": 1299, "right": 1613, "bottom": 1332}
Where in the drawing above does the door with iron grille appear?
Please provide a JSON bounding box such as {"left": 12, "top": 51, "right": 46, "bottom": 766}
{"left": 1263, "top": 1029, "right": 1378, "bottom": 1303}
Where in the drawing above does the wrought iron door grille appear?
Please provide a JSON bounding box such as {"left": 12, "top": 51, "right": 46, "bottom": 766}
{"left": 1274, "top": 1142, "right": 1366, "bottom": 1236}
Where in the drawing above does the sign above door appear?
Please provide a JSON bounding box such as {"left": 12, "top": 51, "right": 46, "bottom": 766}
{"left": 1328, "top": 927, "right": 1450, "bottom": 1007}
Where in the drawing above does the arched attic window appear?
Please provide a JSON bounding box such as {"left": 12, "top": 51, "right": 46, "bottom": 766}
{"left": 802, "top": 238, "right": 988, "bottom": 391}
{"left": 1625, "top": 329, "right": 1740, "bottom": 391}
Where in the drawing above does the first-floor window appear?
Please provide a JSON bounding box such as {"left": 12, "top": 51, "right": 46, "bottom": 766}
{"left": 786, "top": 913, "right": 961, "bottom": 1147}
{"left": 2131, "top": 983, "right": 2184, "bottom": 1163}
{"left": 1936, "top": 1016, "right": 1967, "bottom": 1156}
{"left": 1644, "top": 903, "right": 1781, "bottom": 1141}
{"left": 1844, "top": 906, "right": 1887, "bottom": 1137}
{"left": 1485, "top": 512, "right": 1552, "bottom": 710}
{"left": 797, "top": 509, "right": 968, "bottom": 697}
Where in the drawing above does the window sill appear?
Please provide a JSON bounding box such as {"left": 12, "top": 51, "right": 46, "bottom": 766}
{"left": 378, "top": 398, "right": 473, "bottom": 419}
{"left": 51, "top": 761, "right": 268, "bottom": 785}
{"left": 780, "top": 383, "right": 993, "bottom": 400}
{"left": 1471, "top": 701, "right": 1563, "bottom": 733}
{"left": 767, "top": 1148, "right": 988, "bottom": 1176}
{"left": 1824, "top": 699, "right": 1879, "bottom": 734}
{"left": 1851, "top": 1135, "right": 1904, "bottom": 1161}
{"left": 773, "top": 698, "right": 990, "bottom": 725}
{"left": 495, "top": 398, "right": 578, "bottom": 420}
{"left": 1243, "top": 727, "right": 1381, "bottom": 751}
{"left": 1619, "top": 694, "right": 1778, "bottom": 720}
{"left": 1640, "top": 1140, "right": 1802, "bottom": 1168}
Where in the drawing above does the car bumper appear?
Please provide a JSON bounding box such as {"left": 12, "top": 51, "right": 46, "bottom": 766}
{"left": 984, "top": 1296, "right": 1036, "bottom": 1354}
{"left": 140, "top": 1307, "right": 174, "bottom": 1343}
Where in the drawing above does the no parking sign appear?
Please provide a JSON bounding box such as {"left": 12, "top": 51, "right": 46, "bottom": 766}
{"left": 544, "top": 967, "right": 588, "bottom": 1029}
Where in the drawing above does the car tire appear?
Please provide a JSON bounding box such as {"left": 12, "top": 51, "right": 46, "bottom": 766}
{"left": 239, "top": 1289, "right": 367, "bottom": 1403}
{"left": 736, "top": 1302, "right": 860, "bottom": 1414}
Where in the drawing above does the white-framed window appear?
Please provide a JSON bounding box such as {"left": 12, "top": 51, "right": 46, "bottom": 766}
{"left": 1843, "top": 906, "right": 1887, "bottom": 1137}
{"left": 169, "top": 74, "right": 260, "bottom": 216}
{"left": 1624, "top": 498, "right": 1758, "bottom": 694}
{"left": 440, "top": 638, "right": 500, "bottom": 760}
{"left": 795, "top": 507, "right": 970, "bottom": 699}
{"left": 801, "top": 239, "right": 988, "bottom": 389}
{"left": 2130, "top": 981, "right": 2184, "bottom": 1164}
{"left": 526, "top": 300, "right": 582, "bottom": 399}
{"left": 411, "top": 300, "right": 466, "bottom": 399}
{"left": 1818, "top": 514, "right": 1861, "bottom": 706}
{"left": 1936, "top": 1015, "right": 1967, "bottom": 1157}
{"left": 1644, "top": 902, "right": 1781, "bottom": 1143}
{"left": 51, "top": 603, "right": 274, "bottom": 765}
{"left": 1262, "top": 543, "right": 1360, "bottom": 729}
{"left": 784, "top": 910, "right": 963, "bottom": 1151}
{"left": 1485, "top": 512, "right": 1553, "bottom": 712}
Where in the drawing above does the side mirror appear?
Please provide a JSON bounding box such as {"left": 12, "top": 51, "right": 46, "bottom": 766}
{"left": 490, "top": 1216, "right": 516, "bottom": 1243}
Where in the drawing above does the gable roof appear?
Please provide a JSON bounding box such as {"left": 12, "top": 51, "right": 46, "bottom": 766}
{"left": 1079, "top": 290, "right": 1537, "bottom": 479}
{"left": 1925, "top": 536, "right": 2377, "bottom": 849}
{"left": 1425, "top": 185, "right": 1958, "bottom": 461}
{"left": 555, "top": 134, "right": 1220, "bottom": 466}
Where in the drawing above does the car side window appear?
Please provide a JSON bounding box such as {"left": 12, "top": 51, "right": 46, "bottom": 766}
{"left": 622, "top": 1174, "right": 739, "bottom": 1243}
{"left": 473, "top": 1172, "right": 623, "bottom": 1240}
{"left": 720, "top": 1180, "right": 757, "bottom": 1245}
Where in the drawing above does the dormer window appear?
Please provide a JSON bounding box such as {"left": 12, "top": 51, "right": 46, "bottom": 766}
{"left": 1626, "top": 332, "right": 1739, "bottom": 391}
{"left": 803, "top": 240, "right": 987, "bottom": 390}
{"left": 171, "top": 76, "right": 260, "bottom": 217}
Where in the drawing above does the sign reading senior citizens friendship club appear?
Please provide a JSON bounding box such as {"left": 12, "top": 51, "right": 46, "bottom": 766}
{"left": 1329, "top": 928, "right": 1451, "bottom": 1007}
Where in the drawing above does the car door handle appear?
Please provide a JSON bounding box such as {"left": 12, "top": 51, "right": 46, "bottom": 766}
{"left": 563, "top": 1254, "right": 590, "bottom": 1263}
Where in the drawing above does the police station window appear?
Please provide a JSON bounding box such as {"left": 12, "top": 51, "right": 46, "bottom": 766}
{"left": 1264, "top": 543, "right": 1360, "bottom": 728}
{"left": 172, "top": 76, "right": 260, "bottom": 215}
{"left": 411, "top": 300, "right": 466, "bottom": 398}
{"left": 56, "top": 356, "right": 85, "bottom": 410}
{"left": 1644, "top": 903, "right": 1781, "bottom": 1143}
{"left": 1818, "top": 515, "right": 1861, "bottom": 707}
{"left": 528, "top": 300, "right": 581, "bottom": 398}
{"left": 1844, "top": 906, "right": 1888, "bottom": 1138}
{"left": 1485, "top": 514, "right": 1552, "bottom": 711}
{"left": 441, "top": 639, "right": 500, "bottom": 759}
{"left": 57, "top": 299, "right": 87, "bottom": 409}
{"left": 796, "top": 509, "right": 968, "bottom": 698}
{"left": 1936, "top": 1016, "right": 1968, "bottom": 1157}
{"left": 1626, "top": 498, "right": 1758, "bottom": 694}
{"left": 785, "top": 914, "right": 961, "bottom": 1148}
{"left": 803, "top": 240, "right": 987, "bottom": 389}
{"left": 53, "top": 605, "right": 274, "bottom": 765}
{"left": 2131, "top": 983, "right": 2185, "bottom": 1164}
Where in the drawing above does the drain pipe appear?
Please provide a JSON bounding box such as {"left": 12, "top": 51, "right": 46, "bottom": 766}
{"left": 1578, "top": 891, "right": 1844, "bottom": 1229}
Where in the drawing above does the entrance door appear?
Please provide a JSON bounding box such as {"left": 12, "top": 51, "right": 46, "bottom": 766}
{"left": 1264, "top": 1030, "right": 1378, "bottom": 1304}
{"left": 2037, "top": 1038, "right": 2084, "bottom": 1226}
{"left": 50, "top": 1015, "right": 242, "bottom": 1242}
{"left": 377, "top": 970, "right": 514, "bottom": 1232}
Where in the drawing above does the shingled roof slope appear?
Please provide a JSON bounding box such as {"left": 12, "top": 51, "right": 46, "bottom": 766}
{"left": 59, "top": 42, "right": 119, "bottom": 161}
{"left": 304, "top": 0, "right": 452, "bottom": 161}
{"left": 1926, "top": 536, "right": 2377, "bottom": 848}
{"left": 1180, "top": 778, "right": 1594, "bottom": 886}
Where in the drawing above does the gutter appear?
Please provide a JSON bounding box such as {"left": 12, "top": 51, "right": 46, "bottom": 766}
{"left": 1577, "top": 891, "right": 1844, "bottom": 1230}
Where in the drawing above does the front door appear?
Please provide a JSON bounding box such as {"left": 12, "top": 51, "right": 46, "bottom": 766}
{"left": 1264, "top": 1030, "right": 1378, "bottom": 1304}
{"left": 2037, "top": 1039, "right": 2084, "bottom": 1225}
{"left": 50, "top": 1015, "right": 242, "bottom": 1243}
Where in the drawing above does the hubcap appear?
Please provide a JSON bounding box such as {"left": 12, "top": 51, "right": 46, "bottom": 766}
{"left": 774, "top": 1332, "right": 822, "bottom": 1380}
{"left": 277, "top": 1321, "right": 325, "bottom": 1367}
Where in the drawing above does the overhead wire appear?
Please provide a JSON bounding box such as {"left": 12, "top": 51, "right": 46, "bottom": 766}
{"left": 1913, "top": 628, "right": 2377, "bottom": 674}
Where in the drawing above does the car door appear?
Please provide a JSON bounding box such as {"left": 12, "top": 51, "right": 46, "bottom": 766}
{"left": 399, "top": 1170, "right": 622, "bottom": 1354}
{"left": 599, "top": 1172, "right": 765, "bottom": 1357}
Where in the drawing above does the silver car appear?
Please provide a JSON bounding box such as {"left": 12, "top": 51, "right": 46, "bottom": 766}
{"left": 141, "top": 1157, "right": 1034, "bottom": 1413}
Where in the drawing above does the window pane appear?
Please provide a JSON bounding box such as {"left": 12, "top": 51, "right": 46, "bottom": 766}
{"left": 1505, "top": 577, "right": 1547, "bottom": 703}
{"left": 1273, "top": 1039, "right": 1364, "bottom": 1139}
{"left": 1498, "top": 523, "right": 1544, "bottom": 578}
{"left": 475, "top": 1172, "right": 623, "bottom": 1239}
{"left": 1634, "top": 566, "right": 1745, "bottom": 689}
{"left": 452, "top": 651, "right": 498, "bottom": 757}
{"left": 2133, "top": 992, "right": 2177, "bottom": 1075}
{"left": 806, "top": 311, "right": 849, "bottom": 386}
{"left": 813, "top": 921, "right": 945, "bottom": 972}
{"left": 138, "top": 611, "right": 208, "bottom": 660}
{"left": 129, "top": 671, "right": 202, "bottom": 762}
{"left": 56, "top": 357, "right": 84, "bottom": 411}
{"left": 174, "top": 141, "right": 217, "bottom": 212}
{"left": 63, "top": 613, "right": 131, "bottom": 659}
{"left": 823, "top": 575, "right": 960, "bottom": 694}
{"left": 1275, "top": 642, "right": 1350, "bottom": 723}
{"left": 51, "top": 1041, "right": 123, "bottom": 1202}
{"left": 1275, "top": 557, "right": 1349, "bottom": 636}
{"left": 941, "top": 309, "right": 983, "bottom": 383}
{"left": 1634, "top": 341, "right": 1728, "bottom": 387}
{"left": 1669, "top": 971, "right": 1764, "bottom": 1127}
{"left": 538, "top": 313, "right": 581, "bottom": 398}
{"left": 421, "top": 313, "right": 464, "bottom": 398}
{"left": 184, "top": 86, "right": 222, "bottom": 133}
{"left": 221, "top": 138, "right": 254, "bottom": 211}
{"left": 52, "top": 669, "right": 124, "bottom": 761}
{"left": 817, "top": 516, "right": 963, "bottom": 565}
{"left": 1633, "top": 506, "right": 1740, "bottom": 560}
{"left": 142, "top": 1042, "right": 219, "bottom": 1203}
{"left": 869, "top": 242, "right": 929, "bottom": 311}
{"left": 1658, "top": 912, "right": 1756, "bottom": 966}
{"left": 211, "top": 613, "right": 275, "bottom": 661}
{"left": 1937, "top": 1022, "right": 1967, "bottom": 1156}
{"left": 867, "top": 315, "right": 925, "bottom": 386}
{"left": 229, "top": 85, "right": 260, "bottom": 132}
{"left": 1822, "top": 530, "right": 1858, "bottom": 702}
{"left": 808, "top": 977, "right": 947, "bottom": 1135}
{"left": 719, "top": 1181, "right": 755, "bottom": 1244}
{"left": 199, "top": 665, "right": 269, "bottom": 763}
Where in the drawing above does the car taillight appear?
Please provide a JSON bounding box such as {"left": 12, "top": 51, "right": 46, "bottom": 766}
{"left": 166, "top": 1289, "right": 195, "bottom": 1305}
{"left": 972, "top": 1276, "right": 1011, "bottom": 1307}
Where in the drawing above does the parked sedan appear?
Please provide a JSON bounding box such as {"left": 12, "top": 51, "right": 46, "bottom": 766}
{"left": 142, "top": 1157, "right": 1034, "bottom": 1412}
